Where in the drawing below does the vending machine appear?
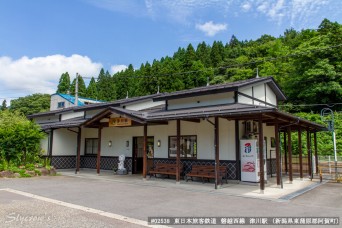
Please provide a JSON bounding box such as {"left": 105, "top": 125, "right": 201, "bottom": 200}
{"left": 240, "top": 139, "right": 267, "bottom": 183}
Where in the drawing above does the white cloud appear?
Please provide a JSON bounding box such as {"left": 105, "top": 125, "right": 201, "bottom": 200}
{"left": 244, "top": 0, "right": 332, "bottom": 27}
{"left": 0, "top": 55, "right": 102, "bottom": 98}
{"left": 87, "top": 0, "right": 338, "bottom": 29}
{"left": 290, "top": 0, "right": 329, "bottom": 27}
{"left": 87, "top": 0, "right": 233, "bottom": 25}
{"left": 110, "top": 65, "right": 128, "bottom": 74}
{"left": 241, "top": 2, "right": 252, "bottom": 12}
{"left": 196, "top": 21, "right": 227, "bottom": 37}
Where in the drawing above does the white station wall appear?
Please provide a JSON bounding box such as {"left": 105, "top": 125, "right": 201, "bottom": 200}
{"left": 85, "top": 118, "right": 237, "bottom": 160}
{"left": 168, "top": 92, "right": 234, "bottom": 110}
{"left": 263, "top": 124, "right": 276, "bottom": 158}
{"left": 238, "top": 83, "right": 277, "bottom": 107}
{"left": 40, "top": 135, "right": 49, "bottom": 155}
{"left": 61, "top": 111, "right": 84, "bottom": 121}
{"left": 52, "top": 128, "right": 78, "bottom": 156}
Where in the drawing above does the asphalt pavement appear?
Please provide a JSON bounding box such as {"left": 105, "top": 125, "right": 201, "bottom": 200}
{"left": 0, "top": 175, "right": 341, "bottom": 227}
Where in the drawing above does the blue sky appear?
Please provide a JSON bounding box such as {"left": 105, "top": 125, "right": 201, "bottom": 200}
{"left": 0, "top": 0, "right": 341, "bottom": 102}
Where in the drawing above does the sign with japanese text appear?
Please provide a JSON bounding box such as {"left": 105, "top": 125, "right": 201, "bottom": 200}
{"left": 109, "top": 117, "right": 132, "bottom": 127}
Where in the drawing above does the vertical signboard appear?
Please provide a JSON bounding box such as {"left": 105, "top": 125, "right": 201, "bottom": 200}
{"left": 240, "top": 139, "right": 258, "bottom": 182}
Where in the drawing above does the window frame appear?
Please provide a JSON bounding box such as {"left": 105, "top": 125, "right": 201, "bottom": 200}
{"left": 57, "top": 102, "right": 65, "bottom": 109}
{"left": 84, "top": 138, "right": 98, "bottom": 155}
{"left": 168, "top": 135, "right": 197, "bottom": 159}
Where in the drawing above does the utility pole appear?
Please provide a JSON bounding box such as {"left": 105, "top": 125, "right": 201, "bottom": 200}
{"left": 321, "top": 108, "right": 337, "bottom": 180}
{"left": 75, "top": 73, "right": 79, "bottom": 107}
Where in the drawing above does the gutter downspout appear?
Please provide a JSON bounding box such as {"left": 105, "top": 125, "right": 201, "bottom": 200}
{"left": 67, "top": 128, "right": 81, "bottom": 174}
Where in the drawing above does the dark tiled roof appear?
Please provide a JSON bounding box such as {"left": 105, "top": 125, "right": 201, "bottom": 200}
{"left": 28, "top": 93, "right": 161, "bottom": 118}
{"left": 147, "top": 103, "right": 275, "bottom": 121}
{"left": 39, "top": 117, "right": 87, "bottom": 130}
{"left": 154, "top": 76, "right": 286, "bottom": 101}
{"left": 36, "top": 103, "right": 326, "bottom": 132}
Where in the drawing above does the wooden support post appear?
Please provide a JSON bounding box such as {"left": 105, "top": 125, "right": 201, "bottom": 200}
{"left": 314, "top": 132, "right": 318, "bottom": 174}
{"left": 259, "top": 116, "right": 265, "bottom": 192}
{"left": 76, "top": 127, "right": 81, "bottom": 174}
{"left": 298, "top": 127, "right": 303, "bottom": 179}
{"left": 235, "top": 120, "right": 240, "bottom": 181}
{"left": 283, "top": 131, "right": 288, "bottom": 174}
{"left": 287, "top": 127, "right": 293, "bottom": 183}
{"left": 143, "top": 124, "right": 148, "bottom": 179}
{"left": 96, "top": 126, "right": 102, "bottom": 174}
{"left": 48, "top": 129, "right": 54, "bottom": 159}
{"left": 214, "top": 117, "right": 220, "bottom": 189}
{"left": 176, "top": 120, "right": 181, "bottom": 182}
{"left": 307, "top": 129, "right": 312, "bottom": 177}
{"left": 275, "top": 123, "right": 281, "bottom": 185}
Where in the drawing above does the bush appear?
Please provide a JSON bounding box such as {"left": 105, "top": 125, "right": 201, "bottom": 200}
{"left": 25, "top": 163, "right": 35, "bottom": 171}
{"left": 8, "top": 166, "right": 21, "bottom": 173}
{"left": 34, "top": 169, "right": 42, "bottom": 176}
{"left": 0, "top": 110, "right": 45, "bottom": 164}
{"left": 19, "top": 172, "right": 32, "bottom": 178}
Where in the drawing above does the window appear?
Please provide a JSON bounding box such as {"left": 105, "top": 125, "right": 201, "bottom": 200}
{"left": 57, "top": 102, "right": 65, "bottom": 108}
{"left": 168, "top": 135, "right": 197, "bottom": 159}
{"left": 85, "top": 138, "right": 98, "bottom": 155}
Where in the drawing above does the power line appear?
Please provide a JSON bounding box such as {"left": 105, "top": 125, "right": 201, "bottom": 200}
{"left": 279, "top": 103, "right": 342, "bottom": 108}
{"left": 84, "top": 43, "right": 342, "bottom": 80}
{"left": 0, "top": 42, "right": 341, "bottom": 99}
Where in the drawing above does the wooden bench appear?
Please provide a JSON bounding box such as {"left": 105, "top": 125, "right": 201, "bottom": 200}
{"left": 149, "top": 163, "right": 183, "bottom": 179}
{"left": 185, "top": 165, "right": 228, "bottom": 184}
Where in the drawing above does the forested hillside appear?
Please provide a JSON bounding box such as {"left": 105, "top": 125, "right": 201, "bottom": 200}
{"left": 8, "top": 19, "right": 341, "bottom": 155}
{"left": 56, "top": 18, "right": 341, "bottom": 114}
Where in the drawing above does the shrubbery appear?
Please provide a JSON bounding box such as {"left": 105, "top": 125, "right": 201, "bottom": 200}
{"left": 0, "top": 110, "right": 45, "bottom": 165}
{"left": 0, "top": 110, "right": 53, "bottom": 178}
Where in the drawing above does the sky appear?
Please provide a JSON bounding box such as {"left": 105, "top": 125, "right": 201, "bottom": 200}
{"left": 0, "top": 0, "right": 341, "bottom": 103}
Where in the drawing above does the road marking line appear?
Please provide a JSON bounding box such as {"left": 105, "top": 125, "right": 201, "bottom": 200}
{"left": 2, "top": 188, "right": 169, "bottom": 228}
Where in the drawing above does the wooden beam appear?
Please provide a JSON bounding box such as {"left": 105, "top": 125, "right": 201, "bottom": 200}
{"left": 314, "top": 132, "right": 318, "bottom": 174}
{"left": 181, "top": 119, "right": 201, "bottom": 123}
{"left": 287, "top": 126, "right": 293, "bottom": 183}
{"left": 259, "top": 116, "right": 265, "bottom": 192}
{"left": 147, "top": 121, "right": 169, "bottom": 125}
{"left": 307, "top": 129, "right": 312, "bottom": 177}
{"left": 48, "top": 129, "right": 54, "bottom": 159}
{"left": 298, "top": 127, "right": 303, "bottom": 179}
{"left": 235, "top": 120, "right": 240, "bottom": 181}
{"left": 214, "top": 117, "right": 219, "bottom": 189}
{"left": 237, "top": 92, "right": 277, "bottom": 107}
{"left": 283, "top": 131, "right": 288, "bottom": 174}
{"left": 96, "top": 126, "right": 102, "bottom": 174}
{"left": 275, "top": 123, "right": 281, "bottom": 185}
{"left": 143, "top": 124, "right": 147, "bottom": 179}
{"left": 176, "top": 120, "right": 181, "bottom": 182}
{"left": 76, "top": 127, "right": 81, "bottom": 174}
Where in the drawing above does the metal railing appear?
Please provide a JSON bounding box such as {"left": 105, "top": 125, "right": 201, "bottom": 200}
{"left": 318, "top": 156, "right": 342, "bottom": 182}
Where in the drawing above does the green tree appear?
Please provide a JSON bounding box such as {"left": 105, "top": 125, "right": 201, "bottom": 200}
{"left": 196, "top": 42, "right": 211, "bottom": 67}
{"left": 56, "top": 72, "right": 71, "bottom": 94}
{"left": 86, "top": 77, "right": 98, "bottom": 100}
{"left": 0, "top": 110, "right": 45, "bottom": 164}
{"left": 114, "top": 64, "right": 135, "bottom": 99}
{"left": 97, "top": 69, "right": 116, "bottom": 101}
{"left": 1, "top": 100, "right": 7, "bottom": 111}
{"left": 183, "top": 44, "right": 196, "bottom": 69}
{"left": 10, "top": 94, "right": 50, "bottom": 115}
{"left": 210, "top": 41, "right": 225, "bottom": 67}
{"left": 70, "top": 74, "right": 86, "bottom": 97}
